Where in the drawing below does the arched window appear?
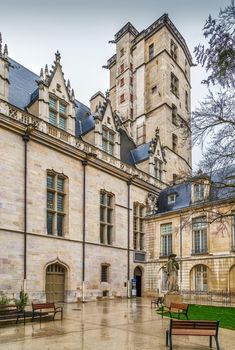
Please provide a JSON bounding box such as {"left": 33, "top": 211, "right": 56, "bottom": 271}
{"left": 195, "top": 265, "right": 208, "bottom": 291}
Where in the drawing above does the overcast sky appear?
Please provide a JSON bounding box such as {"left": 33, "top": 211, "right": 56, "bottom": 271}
{"left": 0, "top": 0, "right": 228, "bottom": 166}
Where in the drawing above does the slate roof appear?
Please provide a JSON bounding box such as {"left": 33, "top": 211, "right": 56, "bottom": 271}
{"left": 157, "top": 169, "right": 235, "bottom": 214}
{"left": 7, "top": 57, "right": 152, "bottom": 166}
{"left": 130, "top": 143, "right": 151, "bottom": 164}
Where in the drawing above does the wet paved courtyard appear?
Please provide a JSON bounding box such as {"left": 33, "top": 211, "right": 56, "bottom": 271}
{"left": 0, "top": 298, "right": 234, "bottom": 349}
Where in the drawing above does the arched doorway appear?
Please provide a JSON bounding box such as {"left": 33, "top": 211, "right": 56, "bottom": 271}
{"left": 134, "top": 266, "right": 142, "bottom": 297}
{"left": 45, "top": 263, "right": 65, "bottom": 302}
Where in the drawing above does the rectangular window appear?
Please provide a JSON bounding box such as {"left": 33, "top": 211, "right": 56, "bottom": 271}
{"left": 101, "top": 265, "right": 109, "bottom": 282}
{"left": 130, "top": 94, "right": 133, "bottom": 102}
{"left": 102, "top": 128, "right": 115, "bottom": 155}
{"left": 120, "top": 48, "right": 124, "bottom": 57}
{"left": 49, "top": 96, "right": 67, "bottom": 130}
{"left": 170, "top": 40, "right": 178, "bottom": 61}
{"left": 49, "top": 97, "right": 56, "bottom": 109}
{"left": 168, "top": 194, "right": 176, "bottom": 204}
{"left": 100, "top": 191, "right": 114, "bottom": 245}
{"left": 130, "top": 63, "right": 133, "bottom": 72}
{"left": 49, "top": 111, "right": 56, "bottom": 125}
{"left": 194, "top": 183, "right": 205, "bottom": 202}
{"left": 59, "top": 116, "right": 66, "bottom": 130}
{"left": 120, "top": 94, "right": 125, "bottom": 103}
{"left": 149, "top": 43, "right": 154, "bottom": 60}
{"left": 185, "top": 91, "right": 189, "bottom": 111}
{"left": 130, "top": 77, "right": 133, "bottom": 86}
{"left": 59, "top": 103, "right": 66, "bottom": 115}
{"left": 120, "top": 63, "right": 124, "bottom": 73}
{"left": 172, "top": 104, "right": 177, "bottom": 125}
{"left": 154, "top": 159, "right": 163, "bottom": 181}
{"left": 136, "top": 123, "right": 146, "bottom": 145}
{"left": 171, "top": 73, "right": 179, "bottom": 97}
{"left": 47, "top": 172, "right": 66, "bottom": 236}
{"left": 133, "top": 203, "right": 145, "bottom": 251}
{"left": 47, "top": 212, "right": 53, "bottom": 235}
{"left": 160, "top": 223, "right": 172, "bottom": 256}
{"left": 120, "top": 78, "right": 124, "bottom": 86}
{"left": 192, "top": 217, "right": 207, "bottom": 254}
{"left": 172, "top": 134, "right": 178, "bottom": 152}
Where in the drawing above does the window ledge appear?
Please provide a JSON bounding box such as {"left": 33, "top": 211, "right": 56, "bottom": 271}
{"left": 191, "top": 251, "right": 209, "bottom": 256}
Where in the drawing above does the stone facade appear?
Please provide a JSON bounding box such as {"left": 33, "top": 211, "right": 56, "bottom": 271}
{"left": 0, "top": 15, "right": 233, "bottom": 304}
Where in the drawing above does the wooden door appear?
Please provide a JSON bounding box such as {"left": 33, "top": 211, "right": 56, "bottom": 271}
{"left": 46, "top": 263, "right": 65, "bottom": 302}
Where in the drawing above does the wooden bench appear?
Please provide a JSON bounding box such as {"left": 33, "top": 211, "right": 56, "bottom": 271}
{"left": 151, "top": 296, "right": 164, "bottom": 309}
{"left": 162, "top": 302, "right": 189, "bottom": 319}
{"left": 32, "top": 302, "right": 63, "bottom": 323}
{"left": 166, "top": 319, "right": 220, "bottom": 350}
{"left": 0, "top": 304, "right": 26, "bottom": 324}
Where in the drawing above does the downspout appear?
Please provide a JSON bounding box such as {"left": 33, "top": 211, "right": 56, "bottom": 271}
{"left": 82, "top": 159, "right": 88, "bottom": 303}
{"left": 127, "top": 175, "right": 138, "bottom": 299}
{"left": 179, "top": 211, "right": 183, "bottom": 292}
{"left": 22, "top": 122, "right": 37, "bottom": 291}
{"left": 127, "top": 179, "right": 131, "bottom": 298}
{"left": 22, "top": 132, "right": 30, "bottom": 290}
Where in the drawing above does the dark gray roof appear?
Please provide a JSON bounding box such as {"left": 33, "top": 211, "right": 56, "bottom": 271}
{"left": 9, "top": 58, "right": 39, "bottom": 110}
{"left": 119, "top": 129, "right": 136, "bottom": 165}
{"left": 130, "top": 143, "right": 150, "bottom": 164}
{"left": 75, "top": 101, "right": 92, "bottom": 136}
{"left": 157, "top": 169, "right": 235, "bottom": 214}
{"left": 7, "top": 57, "right": 151, "bottom": 167}
{"left": 8, "top": 58, "right": 92, "bottom": 137}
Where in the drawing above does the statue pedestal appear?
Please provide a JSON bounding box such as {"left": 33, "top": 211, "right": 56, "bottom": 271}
{"left": 164, "top": 293, "right": 183, "bottom": 308}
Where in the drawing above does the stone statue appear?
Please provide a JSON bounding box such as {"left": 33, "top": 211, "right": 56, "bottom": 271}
{"left": 164, "top": 254, "right": 179, "bottom": 292}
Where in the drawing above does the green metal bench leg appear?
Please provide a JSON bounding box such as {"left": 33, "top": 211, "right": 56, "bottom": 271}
{"left": 166, "top": 330, "right": 169, "bottom": 346}
{"left": 210, "top": 335, "right": 212, "bottom": 348}
{"left": 215, "top": 336, "right": 220, "bottom": 350}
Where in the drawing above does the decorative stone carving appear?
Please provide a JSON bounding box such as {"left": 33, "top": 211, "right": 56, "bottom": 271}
{"left": 146, "top": 193, "right": 158, "bottom": 214}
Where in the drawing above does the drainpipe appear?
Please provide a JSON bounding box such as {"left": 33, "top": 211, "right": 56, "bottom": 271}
{"left": 82, "top": 159, "right": 88, "bottom": 303}
{"left": 127, "top": 179, "right": 131, "bottom": 298}
{"left": 22, "top": 122, "right": 37, "bottom": 291}
{"left": 127, "top": 175, "right": 138, "bottom": 299}
{"left": 179, "top": 211, "right": 183, "bottom": 292}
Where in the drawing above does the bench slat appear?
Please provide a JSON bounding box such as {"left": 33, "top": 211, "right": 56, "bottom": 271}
{"left": 172, "top": 329, "right": 217, "bottom": 336}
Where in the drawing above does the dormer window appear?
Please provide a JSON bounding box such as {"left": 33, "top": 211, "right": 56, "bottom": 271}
{"left": 49, "top": 96, "right": 67, "bottom": 131}
{"left": 102, "top": 127, "right": 115, "bottom": 156}
{"left": 154, "top": 158, "right": 163, "bottom": 181}
{"left": 194, "top": 183, "right": 205, "bottom": 202}
{"left": 168, "top": 194, "right": 176, "bottom": 204}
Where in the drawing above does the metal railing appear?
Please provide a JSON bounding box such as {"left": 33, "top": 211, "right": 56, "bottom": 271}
{"left": 181, "top": 289, "right": 235, "bottom": 306}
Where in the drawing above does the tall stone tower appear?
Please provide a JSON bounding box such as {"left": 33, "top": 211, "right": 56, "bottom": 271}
{"left": 105, "top": 14, "right": 193, "bottom": 184}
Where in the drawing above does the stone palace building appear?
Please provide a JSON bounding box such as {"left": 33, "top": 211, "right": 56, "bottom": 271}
{"left": 0, "top": 14, "right": 234, "bottom": 302}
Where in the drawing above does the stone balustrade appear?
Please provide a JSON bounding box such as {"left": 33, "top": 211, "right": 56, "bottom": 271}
{"left": 0, "top": 100, "right": 165, "bottom": 190}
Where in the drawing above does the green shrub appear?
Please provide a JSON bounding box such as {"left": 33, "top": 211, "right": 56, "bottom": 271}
{"left": 14, "top": 291, "right": 28, "bottom": 311}
{"left": 0, "top": 293, "right": 11, "bottom": 305}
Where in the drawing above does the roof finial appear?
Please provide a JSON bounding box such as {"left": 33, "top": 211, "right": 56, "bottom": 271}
{"left": 55, "top": 50, "right": 61, "bottom": 63}
{"left": 67, "top": 79, "right": 71, "bottom": 89}
{"left": 0, "top": 33, "right": 2, "bottom": 57}
{"left": 105, "top": 89, "right": 110, "bottom": 99}
{"left": 3, "top": 43, "right": 8, "bottom": 59}
{"left": 71, "top": 88, "right": 75, "bottom": 101}
{"left": 39, "top": 68, "right": 44, "bottom": 81}
{"left": 45, "top": 64, "right": 49, "bottom": 76}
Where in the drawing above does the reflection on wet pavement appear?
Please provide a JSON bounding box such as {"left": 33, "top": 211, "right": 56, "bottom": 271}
{"left": 0, "top": 298, "right": 233, "bottom": 349}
